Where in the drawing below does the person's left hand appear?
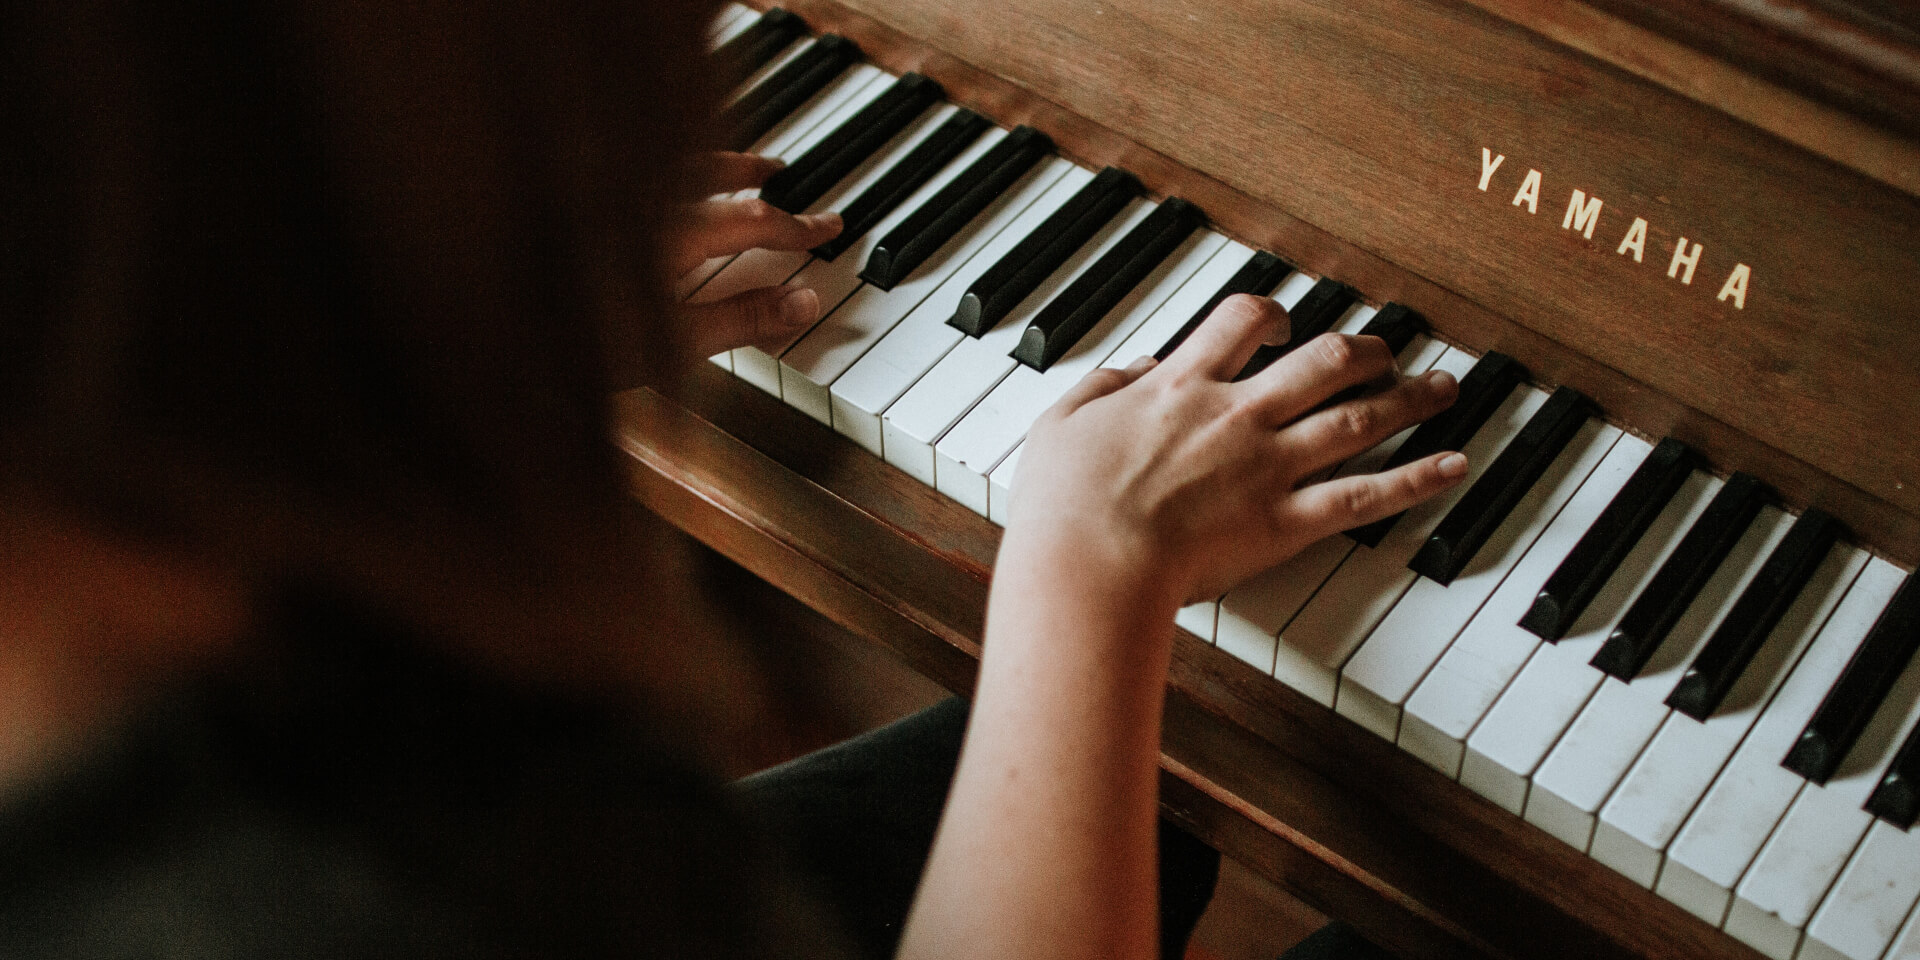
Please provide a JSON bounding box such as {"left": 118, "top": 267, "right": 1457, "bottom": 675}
{"left": 1002, "top": 294, "right": 1463, "bottom": 611}
{"left": 669, "top": 152, "right": 843, "bottom": 359}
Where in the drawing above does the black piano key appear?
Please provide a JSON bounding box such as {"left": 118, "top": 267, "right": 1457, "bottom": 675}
{"left": 1234, "top": 278, "right": 1360, "bottom": 381}
{"left": 1784, "top": 572, "right": 1920, "bottom": 785}
{"left": 1407, "top": 386, "right": 1593, "bottom": 586}
{"left": 1150, "top": 251, "right": 1292, "bottom": 361}
{"left": 719, "top": 34, "right": 860, "bottom": 152}
{"left": 810, "top": 109, "right": 991, "bottom": 262}
{"left": 947, "top": 166, "right": 1140, "bottom": 337}
{"left": 1865, "top": 719, "right": 1920, "bottom": 829}
{"left": 1520, "top": 438, "right": 1695, "bottom": 641}
{"left": 711, "top": 8, "right": 807, "bottom": 89}
{"left": 760, "top": 72, "right": 943, "bottom": 215}
{"left": 1356, "top": 302, "right": 1423, "bottom": 356}
{"left": 1666, "top": 509, "right": 1845, "bottom": 720}
{"left": 861, "top": 125, "right": 1053, "bottom": 290}
{"left": 1311, "top": 303, "right": 1430, "bottom": 413}
{"left": 1009, "top": 198, "right": 1205, "bottom": 372}
{"left": 1345, "top": 351, "right": 1527, "bottom": 548}
{"left": 1588, "top": 472, "right": 1768, "bottom": 681}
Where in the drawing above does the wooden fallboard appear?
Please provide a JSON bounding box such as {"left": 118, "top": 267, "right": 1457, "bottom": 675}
{"left": 762, "top": 0, "right": 1920, "bottom": 564}
{"left": 616, "top": 367, "right": 1766, "bottom": 960}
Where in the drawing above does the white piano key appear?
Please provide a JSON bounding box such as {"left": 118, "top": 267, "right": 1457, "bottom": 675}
{"left": 721, "top": 102, "right": 962, "bottom": 394}
{"left": 1461, "top": 470, "right": 1722, "bottom": 813}
{"left": 1805, "top": 820, "right": 1920, "bottom": 960}
{"left": 1591, "top": 542, "right": 1867, "bottom": 887}
{"left": 1337, "top": 417, "right": 1621, "bottom": 741}
{"left": 1657, "top": 857, "right": 1738, "bottom": 927}
{"left": 1525, "top": 506, "right": 1793, "bottom": 854}
{"left": 724, "top": 31, "right": 814, "bottom": 108}
{"left": 707, "top": 4, "right": 756, "bottom": 46}
{"left": 1589, "top": 541, "right": 1873, "bottom": 879}
{"left": 1668, "top": 554, "right": 1889, "bottom": 905}
{"left": 1178, "top": 599, "right": 1220, "bottom": 644}
{"left": 1734, "top": 640, "right": 1920, "bottom": 936}
{"left": 1796, "top": 937, "right": 1851, "bottom": 960}
{"left": 746, "top": 104, "right": 994, "bottom": 412}
{"left": 1534, "top": 677, "right": 1672, "bottom": 851}
{"left": 880, "top": 196, "right": 1160, "bottom": 482}
{"left": 742, "top": 62, "right": 887, "bottom": 164}
{"left": 1327, "top": 301, "right": 1382, "bottom": 337}
{"left": 828, "top": 164, "right": 1096, "bottom": 456}
{"left": 987, "top": 443, "right": 1018, "bottom": 527}
{"left": 1399, "top": 434, "right": 1655, "bottom": 778}
{"left": 779, "top": 127, "right": 1047, "bottom": 425}
{"left": 1525, "top": 678, "right": 1668, "bottom": 850}
{"left": 1726, "top": 895, "right": 1805, "bottom": 960}
{"left": 1268, "top": 270, "right": 1321, "bottom": 313}
{"left": 1889, "top": 899, "right": 1920, "bottom": 960}
{"left": 1213, "top": 335, "right": 1450, "bottom": 690}
{"left": 933, "top": 231, "right": 1232, "bottom": 514}
{"left": 1589, "top": 820, "right": 1664, "bottom": 890}
{"left": 1522, "top": 784, "right": 1606, "bottom": 850}
{"left": 1096, "top": 242, "right": 1257, "bottom": 370}
{"left": 1276, "top": 363, "right": 1534, "bottom": 708}
{"left": 1216, "top": 536, "right": 1345, "bottom": 674}
{"left": 680, "top": 63, "right": 890, "bottom": 301}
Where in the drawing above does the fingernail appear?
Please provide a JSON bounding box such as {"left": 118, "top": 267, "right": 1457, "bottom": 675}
{"left": 779, "top": 287, "right": 819, "bottom": 327}
{"left": 1438, "top": 452, "right": 1468, "bottom": 478}
{"left": 800, "top": 212, "right": 842, "bottom": 231}
{"left": 1426, "top": 369, "right": 1458, "bottom": 395}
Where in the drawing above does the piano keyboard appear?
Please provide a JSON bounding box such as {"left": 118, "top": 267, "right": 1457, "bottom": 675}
{"left": 691, "top": 9, "right": 1920, "bottom": 959}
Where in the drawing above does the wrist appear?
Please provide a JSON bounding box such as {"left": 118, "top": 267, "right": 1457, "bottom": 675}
{"left": 994, "top": 520, "right": 1186, "bottom": 632}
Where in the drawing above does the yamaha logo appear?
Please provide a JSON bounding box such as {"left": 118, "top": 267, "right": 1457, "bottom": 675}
{"left": 1478, "top": 148, "right": 1752, "bottom": 311}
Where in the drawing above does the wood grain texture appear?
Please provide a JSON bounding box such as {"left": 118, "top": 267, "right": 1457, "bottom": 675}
{"left": 769, "top": 0, "right": 1920, "bottom": 565}
{"left": 649, "top": 3, "right": 1917, "bottom": 954}
{"left": 1576, "top": 0, "right": 1920, "bottom": 143}
{"left": 616, "top": 366, "right": 1769, "bottom": 960}
{"left": 1457, "top": 0, "right": 1920, "bottom": 196}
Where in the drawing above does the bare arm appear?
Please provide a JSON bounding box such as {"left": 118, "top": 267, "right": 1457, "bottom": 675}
{"left": 899, "top": 294, "right": 1465, "bottom": 960}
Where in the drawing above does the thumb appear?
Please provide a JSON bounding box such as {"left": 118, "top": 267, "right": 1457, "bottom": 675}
{"left": 677, "top": 285, "right": 821, "bottom": 359}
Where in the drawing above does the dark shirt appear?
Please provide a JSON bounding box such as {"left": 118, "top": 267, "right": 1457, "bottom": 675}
{"left": 0, "top": 591, "right": 853, "bottom": 959}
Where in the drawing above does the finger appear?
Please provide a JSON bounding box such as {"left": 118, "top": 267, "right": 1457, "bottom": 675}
{"left": 1290, "top": 451, "right": 1469, "bottom": 537}
{"left": 1118, "top": 353, "right": 1159, "bottom": 378}
{"left": 1047, "top": 355, "right": 1157, "bottom": 419}
{"left": 688, "top": 152, "right": 785, "bottom": 196}
{"left": 671, "top": 197, "right": 843, "bottom": 276}
{"left": 676, "top": 284, "right": 821, "bottom": 358}
{"left": 1161, "top": 294, "right": 1288, "bottom": 382}
{"left": 1276, "top": 367, "right": 1458, "bottom": 474}
{"left": 1239, "top": 332, "right": 1397, "bottom": 425}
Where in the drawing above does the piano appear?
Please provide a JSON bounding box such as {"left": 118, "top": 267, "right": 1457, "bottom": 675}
{"left": 620, "top": 2, "right": 1920, "bottom": 958}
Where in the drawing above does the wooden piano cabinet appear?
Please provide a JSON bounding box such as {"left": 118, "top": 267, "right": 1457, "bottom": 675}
{"left": 762, "top": 0, "right": 1920, "bottom": 568}
{"left": 632, "top": 0, "right": 1920, "bottom": 954}
{"left": 616, "top": 366, "right": 1766, "bottom": 960}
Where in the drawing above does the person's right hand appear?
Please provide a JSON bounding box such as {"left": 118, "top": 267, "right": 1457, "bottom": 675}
{"left": 668, "top": 152, "right": 844, "bottom": 360}
{"left": 1000, "top": 293, "right": 1467, "bottom": 612}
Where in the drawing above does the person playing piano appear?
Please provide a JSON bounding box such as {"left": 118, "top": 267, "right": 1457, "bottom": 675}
{"left": 0, "top": 1, "right": 1463, "bottom": 958}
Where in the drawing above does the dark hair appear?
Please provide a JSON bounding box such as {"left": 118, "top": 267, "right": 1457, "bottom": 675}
{"left": 1, "top": 0, "right": 727, "bottom": 686}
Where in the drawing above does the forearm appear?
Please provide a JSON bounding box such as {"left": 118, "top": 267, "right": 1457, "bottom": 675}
{"left": 899, "top": 536, "right": 1179, "bottom": 960}
{"left": 896, "top": 297, "right": 1463, "bottom": 959}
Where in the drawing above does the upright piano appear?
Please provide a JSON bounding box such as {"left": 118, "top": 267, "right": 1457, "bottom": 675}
{"left": 619, "top": 2, "right": 1920, "bottom": 957}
